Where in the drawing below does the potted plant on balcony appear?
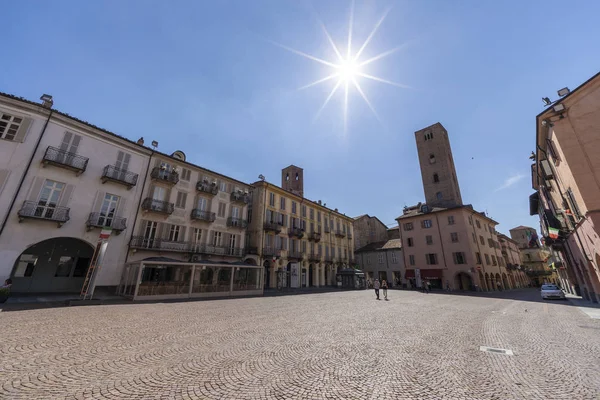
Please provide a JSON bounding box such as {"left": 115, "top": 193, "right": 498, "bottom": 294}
{"left": 0, "top": 279, "right": 12, "bottom": 303}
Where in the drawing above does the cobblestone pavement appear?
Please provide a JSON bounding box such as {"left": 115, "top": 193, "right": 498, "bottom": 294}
{"left": 1, "top": 289, "right": 599, "bottom": 399}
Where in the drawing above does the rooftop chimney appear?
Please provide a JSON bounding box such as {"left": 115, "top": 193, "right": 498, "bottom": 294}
{"left": 318, "top": 200, "right": 322, "bottom": 205}
{"left": 40, "top": 94, "right": 53, "bottom": 109}
{"left": 137, "top": 137, "right": 145, "bottom": 145}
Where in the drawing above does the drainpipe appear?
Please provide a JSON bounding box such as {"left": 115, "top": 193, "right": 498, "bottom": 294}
{"left": 0, "top": 106, "right": 53, "bottom": 238}
{"left": 124, "top": 150, "right": 153, "bottom": 263}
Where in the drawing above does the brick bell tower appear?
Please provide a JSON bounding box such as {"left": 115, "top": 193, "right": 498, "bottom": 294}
{"left": 282, "top": 165, "right": 304, "bottom": 197}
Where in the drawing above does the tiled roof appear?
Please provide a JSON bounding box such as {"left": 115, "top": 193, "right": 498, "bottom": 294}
{"left": 387, "top": 226, "right": 399, "bottom": 231}
{"left": 381, "top": 239, "right": 402, "bottom": 249}
{"left": 353, "top": 214, "right": 367, "bottom": 220}
{"left": 510, "top": 225, "right": 535, "bottom": 231}
{"left": 355, "top": 239, "right": 402, "bottom": 253}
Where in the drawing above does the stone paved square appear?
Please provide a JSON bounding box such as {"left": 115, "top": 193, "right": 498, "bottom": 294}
{"left": 1, "top": 289, "right": 599, "bottom": 399}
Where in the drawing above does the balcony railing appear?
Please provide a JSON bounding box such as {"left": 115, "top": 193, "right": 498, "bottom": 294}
{"left": 335, "top": 229, "right": 347, "bottom": 238}
{"left": 101, "top": 165, "right": 138, "bottom": 188}
{"left": 192, "top": 244, "right": 245, "bottom": 257}
{"left": 87, "top": 212, "right": 127, "bottom": 232}
{"left": 347, "top": 232, "right": 353, "bottom": 240}
{"left": 263, "top": 247, "right": 281, "bottom": 257}
{"left": 227, "top": 217, "right": 248, "bottom": 229}
{"left": 150, "top": 167, "right": 179, "bottom": 185}
{"left": 42, "top": 146, "right": 88, "bottom": 175}
{"left": 288, "top": 227, "right": 304, "bottom": 238}
{"left": 17, "top": 201, "right": 70, "bottom": 226}
{"left": 196, "top": 181, "right": 218, "bottom": 195}
{"left": 308, "top": 252, "right": 321, "bottom": 262}
{"left": 191, "top": 209, "right": 216, "bottom": 222}
{"left": 324, "top": 255, "right": 334, "bottom": 263}
{"left": 230, "top": 192, "right": 250, "bottom": 205}
{"left": 308, "top": 232, "right": 321, "bottom": 242}
{"left": 324, "top": 225, "right": 331, "bottom": 233}
{"left": 141, "top": 198, "right": 174, "bottom": 215}
{"left": 288, "top": 250, "right": 304, "bottom": 260}
{"left": 246, "top": 246, "right": 259, "bottom": 255}
{"left": 130, "top": 236, "right": 190, "bottom": 252}
{"left": 264, "top": 222, "right": 282, "bottom": 233}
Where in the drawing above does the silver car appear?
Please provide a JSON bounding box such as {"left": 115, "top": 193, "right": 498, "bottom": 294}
{"left": 541, "top": 284, "right": 565, "bottom": 300}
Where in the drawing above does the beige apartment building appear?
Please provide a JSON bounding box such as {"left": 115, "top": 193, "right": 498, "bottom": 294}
{"left": 497, "top": 233, "right": 530, "bottom": 288}
{"left": 531, "top": 71, "right": 600, "bottom": 302}
{"left": 508, "top": 226, "right": 558, "bottom": 287}
{"left": 245, "top": 165, "right": 355, "bottom": 289}
{"left": 352, "top": 214, "right": 388, "bottom": 250}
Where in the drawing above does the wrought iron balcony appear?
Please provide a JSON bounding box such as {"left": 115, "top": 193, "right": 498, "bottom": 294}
{"left": 191, "top": 244, "right": 245, "bottom": 257}
{"left": 87, "top": 212, "right": 127, "bottom": 233}
{"left": 263, "top": 247, "right": 281, "bottom": 257}
{"left": 101, "top": 165, "right": 138, "bottom": 189}
{"left": 347, "top": 232, "right": 353, "bottom": 239}
{"left": 17, "top": 201, "right": 70, "bottom": 227}
{"left": 230, "top": 191, "right": 250, "bottom": 205}
{"left": 288, "top": 250, "right": 304, "bottom": 260}
{"left": 196, "top": 181, "right": 218, "bottom": 195}
{"left": 191, "top": 209, "right": 216, "bottom": 222}
{"left": 308, "top": 252, "right": 321, "bottom": 262}
{"left": 324, "top": 225, "right": 331, "bottom": 233}
{"left": 141, "top": 198, "right": 174, "bottom": 215}
{"left": 324, "top": 255, "right": 334, "bottom": 263}
{"left": 130, "top": 236, "right": 190, "bottom": 252}
{"left": 246, "top": 246, "right": 259, "bottom": 255}
{"left": 264, "top": 222, "right": 282, "bottom": 233}
{"left": 150, "top": 167, "right": 179, "bottom": 185}
{"left": 288, "top": 227, "right": 305, "bottom": 238}
{"left": 42, "top": 146, "right": 88, "bottom": 175}
{"left": 308, "top": 232, "right": 321, "bottom": 242}
{"left": 335, "top": 229, "right": 347, "bottom": 238}
{"left": 227, "top": 217, "right": 248, "bottom": 229}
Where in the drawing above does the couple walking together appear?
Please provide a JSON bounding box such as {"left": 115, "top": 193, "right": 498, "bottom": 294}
{"left": 373, "top": 279, "right": 388, "bottom": 300}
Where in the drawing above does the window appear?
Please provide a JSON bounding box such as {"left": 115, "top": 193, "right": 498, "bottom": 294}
{"left": 425, "top": 253, "right": 438, "bottom": 265}
{"left": 426, "top": 235, "right": 433, "bottom": 245}
{"left": 181, "top": 168, "right": 191, "bottom": 181}
{"left": 476, "top": 252, "right": 482, "bottom": 264}
{"left": 424, "top": 131, "right": 433, "bottom": 141}
{"left": 168, "top": 225, "right": 181, "bottom": 241}
{"left": 407, "top": 237, "right": 414, "bottom": 247}
{"left": 302, "top": 205, "right": 307, "bottom": 217}
{"left": 488, "top": 238, "right": 494, "bottom": 248}
{"left": 229, "top": 234, "right": 237, "bottom": 252}
{"left": 280, "top": 196, "right": 286, "bottom": 210}
{"left": 143, "top": 221, "right": 158, "bottom": 240}
{"left": 310, "top": 222, "right": 314, "bottom": 233}
{"left": 219, "top": 181, "right": 227, "bottom": 192}
{"left": 448, "top": 216, "right": 454, "bottom": 225}
{"left": 433, "top": 173, "right": 439, "bottom": 183}
{"left": 566, "top": 188, "right": 582, "bottom": 219}
{"left": 491, "top": 255, "right": 497, "bottom": 266}
{"left": 378, "top": 254, "right": 384, "bottom": 264}
{"left": 192, "top": 228, "right": 202, "bottom": 244}
{"left": 218, "top": 202, "right": 226, "bottom": 217}
{"left": 436, "top": 192, "right": 443, "bottom": 200}
{"left": 325, "top": 246, "right": 329, "bottom": 257}
{"left": 472, "top": 233, "right": 476, "bottom": 244}
{"left": 98, "top": 193, "right": 119, "bottom": 226}
{"left": 484, "top": 254, "right": 490, "bottom": 265}
{"left": 197, "top": 197, "right": 208, "bottom": 211}
{"left": 310, "top": 208, "right": 314, "bottom": 220}
{"left": 468, "top": 216, "right": 473, "bottom": 225}
{"left": 36, "top": 179, "right": 65, "bottom": 218}
{"left": 231, "top": 206, "right": 240, "bottom": 219}
{"left": 476, "top": 220, "right": 481, "bottom": 229}
{"left": 302, "top": 240, "right": 307, "bottom": 253}
{"left": 391, "top": 252, "right": 398, "bottom": 263}
{"left": 485, "top": 224, "right": 488, "bottom": 232}
{"left": 175, "top": 191, "right": 187, "bottom": 209}
{"left": 269, "top": 192, "right": 275, "bottom": 207}
{"left": 479, "top": 236, "right": 485, "bottom": 245}
{"left": 421, "top": 220, "right": 432, "bottom": 229}
{"left": 292, "top": 201, "right": 297, "bottom": 214}
{"left": 404, "top": 223, "right": 413, "bottom": 231}
{"left": 60, "top": 131, "right": 82, "bottom": 155}
{"left": 421, "top": 205, "right": 429, "bottom": 213}
{"left": 0, "top": 112, "right": 23, "bottom": 141}
{"left": 213, "top": 231, "right": 223, "bottom": 246}
{"left": 429, "top": 154, "right": 436, "bottom": 164}
{"left": 450, "top": 232, "right": 458, "bottom": 243}
{"left": 115, "top": 151, "right": 131, "bottom": 174}
{"left": 453, "top": 252, "right": 466, "bottom": 264}
{"left": 547, "top": 139, "right": 560, "bottom": 164}
{"left": 409, "top": 255, "right": 415, "bottom": 266}
{"left": 317, "top": 211, "right": 321, "bottom": 222}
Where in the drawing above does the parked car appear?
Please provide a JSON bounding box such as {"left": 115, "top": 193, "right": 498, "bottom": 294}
{"left": 541, "top": 284, "right": 565, "bottom": 300}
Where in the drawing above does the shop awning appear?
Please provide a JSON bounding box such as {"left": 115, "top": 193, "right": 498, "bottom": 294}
{"left": 405, "top": 269, "right": 444, "bottom": 279}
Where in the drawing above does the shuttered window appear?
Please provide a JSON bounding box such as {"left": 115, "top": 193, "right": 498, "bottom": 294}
{"left": 175, "top": 191, "right": 187, "bottom": 209}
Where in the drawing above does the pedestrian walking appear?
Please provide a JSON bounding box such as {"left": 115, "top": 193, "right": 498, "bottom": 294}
{"left": 445, "top": 280, "right": 451, "bottom": 292}
{"left": 381, "top": 279, "right": 388, "bottom": 300}
{"left": 427, "top": 280, "right": 431, "bottom": 293}
{"left": 373, "top": 279, "right": 380, "bottom": 300}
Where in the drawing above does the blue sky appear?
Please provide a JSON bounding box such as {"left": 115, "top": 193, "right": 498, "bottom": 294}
{"left": 3, "top": 0, "right": 600, "bottom": 234}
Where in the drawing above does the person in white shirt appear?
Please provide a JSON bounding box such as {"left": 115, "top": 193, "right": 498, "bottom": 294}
{"left": 373, "top": 279, "right": 380, "bottom": 300}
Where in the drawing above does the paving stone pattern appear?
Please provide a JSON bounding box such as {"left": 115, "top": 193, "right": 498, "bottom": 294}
{"left": 1, "top": 289, "right": 599, "bottom": 399}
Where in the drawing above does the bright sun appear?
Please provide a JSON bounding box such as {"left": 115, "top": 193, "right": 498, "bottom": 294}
{"left": 270, "top": 1, "right": 411, "bottom": 133}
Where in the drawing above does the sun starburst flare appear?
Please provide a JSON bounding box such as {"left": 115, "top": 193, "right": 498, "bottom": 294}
{"left": 271, "top": 1, "right": 411, "bottom": 133}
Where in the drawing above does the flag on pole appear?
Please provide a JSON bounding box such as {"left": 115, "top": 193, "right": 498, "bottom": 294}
{"left": 548, "top": 227, "right": 559, "bottom": 239}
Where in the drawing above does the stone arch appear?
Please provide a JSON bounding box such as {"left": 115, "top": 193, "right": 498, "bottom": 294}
{"left": 10, "top": 237, "right": 95, "bottom": 293}
{"left": 485, "top": 273, "right": 492, "bottom": 291}
{"left": 433, "top": 173, "right": 439, "bottom": 183}
{"left": 478, "top": 271, "right": 486, "bottom": 291}
{"left": 502, "top": 273, "right": 510, "bottom": 290}
{"left": 495, "top": 273, "right": 502, "bottom": 290}
{"left": 244, "top": 257, "right": 258, "bottom": 266}
{"left": 454, "top": 272, "right": 473, "bottom": 291}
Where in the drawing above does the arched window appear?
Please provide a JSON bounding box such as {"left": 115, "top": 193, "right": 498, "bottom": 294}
{"left": 286, "top": 173, "right": 290, "bottom": 181}
{"left": 433, "top": 173, "right": 439, "bottom": 183}
{"left": 429, "top": 154, "right": 436, "bottom": 164}
{"left": 295, "top": 173, "right": 299, "bottom": 181}
{"left": 436, "top": 192, "right": 443, "bottom": 200}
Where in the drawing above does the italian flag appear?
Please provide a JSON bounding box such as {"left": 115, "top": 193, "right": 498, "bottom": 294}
{"left": 548, "top": 227, "right": 559, "bottom": 239}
